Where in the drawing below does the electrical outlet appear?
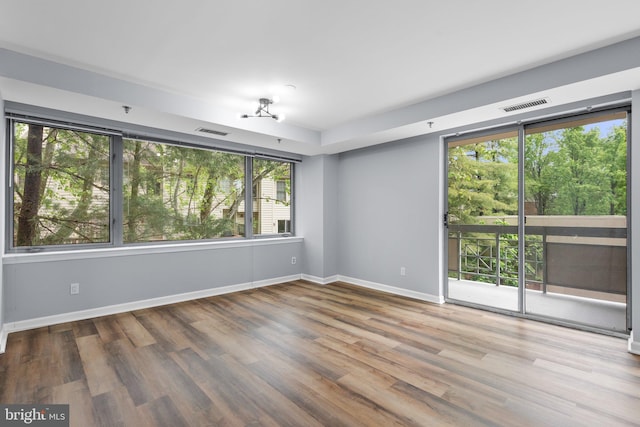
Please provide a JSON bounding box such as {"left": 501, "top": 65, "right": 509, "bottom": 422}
{"left": 400, "top": 267, "right": 406, "bottom": 276}
{"left": 291, "top": 256, "right": 297, "bottom": 265}
{"left": 70, "top": 283, "right": 80, "bottom": 295}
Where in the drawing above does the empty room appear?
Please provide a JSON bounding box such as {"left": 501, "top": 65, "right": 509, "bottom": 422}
{"left": 1, "top": 1, "right": 640, "bottom": 426}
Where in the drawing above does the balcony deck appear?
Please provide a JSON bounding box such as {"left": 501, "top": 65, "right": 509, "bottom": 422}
{"left": 448, "top": 278, "right": 626, "bottom": 333}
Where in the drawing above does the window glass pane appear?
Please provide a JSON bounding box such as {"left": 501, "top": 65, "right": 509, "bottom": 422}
{"left": 12, "top": 121, "right": 111, "bottom": 247}
{"left": 252, "top": 159, "right": 292, "bottom": 235}
{"left": 123, "top": 139, "right": 245, "bottom": 242}
{"left": 524, "top": 114, "right": 628, "bottom": 331}
{"left": 447, "top": 133, "right": 519, "bottom": 225}
{"left": 524, "top": 115, "right": 627, "bottom": 216}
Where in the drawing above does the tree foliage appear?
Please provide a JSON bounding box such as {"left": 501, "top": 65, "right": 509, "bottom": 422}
{"left": 525, "top": 123, "right": 627, "bottom": 216}
{"left": 448, "top": 120, "right": 627, "bottom": 223}
{"left": 122, "top": 141, "right": 292, "bottom": 242}
{"left": 13, "top": 123, "right": 110, "bottom": 246}
{"left": 12, "top": 122, "right": 292, "bottom": 247}
{"left": 448, "top": 137, "right": 518, "bottom": 224}
{"left": 122, "top": 140, "right": 248, "bottom": 242}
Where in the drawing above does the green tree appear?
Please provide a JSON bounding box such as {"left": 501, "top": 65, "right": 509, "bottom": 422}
{"left": 123, "top": 140, "right": 244, "bottom": 242}
{"left": 550, "top": 126, "right": 609, "bottom": 215}
{"left": 15, "top": 124, "right": 43, "bottom": 246}
{"left": 524, "top": 132, "right": 560, "bottom": 215}
{"left": 448, "top": 137, "right": 518, "bottom": 224}
{"left": 601, "top": 124, "right": 627, "bottom": 215}
{"left": 13, "top": 123, "right": 110, "bottom": 246}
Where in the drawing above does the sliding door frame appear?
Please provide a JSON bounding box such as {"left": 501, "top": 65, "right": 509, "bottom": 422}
{"left": 444, "top": 123, "right": 522, "bottom": 315}
{"left": 444, "top": 104, "right": 632, "bottom": 335}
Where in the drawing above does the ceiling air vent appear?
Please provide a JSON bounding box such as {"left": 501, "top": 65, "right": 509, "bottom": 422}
{"left": 196, "top": 127, "right": 229, "bottom": 137}
{"left": 502, "top": 98, "right": 549, "bottom": 113}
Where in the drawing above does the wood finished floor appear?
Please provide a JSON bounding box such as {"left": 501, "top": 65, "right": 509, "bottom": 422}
{"left": 1, "top": 281, "right": 640, "bottom": 427}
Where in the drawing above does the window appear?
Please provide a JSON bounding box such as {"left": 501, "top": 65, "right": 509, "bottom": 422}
{"left": 7, "top": 112, "right": 297, "bottom": 251}
{"left": 123, "top": 139, "right": 245, "bottom": 243}
{"left": 278, "top": 219, "right": 291, "bottom": 234}
{"left": 252, "top": 159, "right": 292, "bottom": 236}
{"left": 276, "top": 180, "right": 287, "bottom": 202}
{"left": 11, "top": 121, "right": 111, "bottom": 248}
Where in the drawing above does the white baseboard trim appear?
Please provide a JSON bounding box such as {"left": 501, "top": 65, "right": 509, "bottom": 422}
{"left": 300, "top": 274, "right": 339, "bottom": 285}
{"left": 337, "top": 275, "right": 445, "bottom": 304}
{"left": 252, "top": 274, "right": 302, "bottom": 288}
{"left": 629, "top": 331, "right": 640, "bottom": 355}
{"left": 0, "top": 274, "right": 301, "bottom": 349}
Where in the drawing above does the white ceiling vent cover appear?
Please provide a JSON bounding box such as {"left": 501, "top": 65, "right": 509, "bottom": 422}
{"left": 502, "top": 98, "right": 550, "bottom": 112}
{"left": 196, "top": 127, "right": 229, "bottom": 136}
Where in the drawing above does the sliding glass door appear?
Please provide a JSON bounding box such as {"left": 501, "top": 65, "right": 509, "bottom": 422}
{"left": 523, "top": 111, "right": 628, "bottom": 332}
{"left": 447, "top": 128, "right": 520, "bottom": 312}
{"left": 446, "top": 108, "right": 630, "bottom": 333}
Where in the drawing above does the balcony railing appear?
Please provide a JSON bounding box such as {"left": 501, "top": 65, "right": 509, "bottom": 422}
{"left": 448, "top": 221, "right": 627, "bottom": 296}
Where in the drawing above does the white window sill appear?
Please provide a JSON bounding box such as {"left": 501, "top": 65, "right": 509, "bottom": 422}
{"left": 3, "top": 236, "right": 304, "bottom": 265}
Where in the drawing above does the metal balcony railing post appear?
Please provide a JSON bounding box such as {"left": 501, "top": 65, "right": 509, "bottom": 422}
{"left": 495, "top": 231, "right": 501, "bottom": 286}
{"left": 457, "top": 231, "right": 462, "bottom": 280}
{"left": 542, "top": 232, "right": 547, "bottom": 294}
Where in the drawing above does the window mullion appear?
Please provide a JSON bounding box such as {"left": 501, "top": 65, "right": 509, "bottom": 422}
{"left": 245, "top": 156, "right": 254, "bottom": 239}
{"left": 6, "top": 119, "right": 15, "bottom": 251}
{"left": 290, "top": 163, "right": 295, "bottom": 236}
{"left": 112, "top": 135, "right": 123, "bottom": 246}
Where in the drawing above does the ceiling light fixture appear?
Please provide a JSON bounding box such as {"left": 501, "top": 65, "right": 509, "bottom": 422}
{"left": 241, "top": 98, "right": 285, "bottom": 122}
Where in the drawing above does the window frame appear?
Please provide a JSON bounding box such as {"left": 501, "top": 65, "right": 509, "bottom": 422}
{"left": 250, "top": 157, "right": 295, "bottom": 238}
{"left": 7, "top": 117, "right": 117, "bottom": 253}
{"left": 443, "top": 104, "right": 632, "bottom": 329}
{"left": 5, "top": 109, "right": 298, "bottom": 253}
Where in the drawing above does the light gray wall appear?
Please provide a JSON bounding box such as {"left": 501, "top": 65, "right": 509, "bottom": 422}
{"left": 337, "top": 134, "right": 442, "bottom": 297}
{"left": 298, "top": 155, "right": 323, "bottom": 277}
{"left": 298, "top": 155, "right": 339, "bottom": 280}
{"left": 4, "top": 241, "right": 301, "bottom": 323}
{"left": 323, "top": 155, "right": 339, "bottom": 277}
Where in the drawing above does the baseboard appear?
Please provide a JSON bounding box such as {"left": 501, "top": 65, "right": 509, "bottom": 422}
{"left": 252, "top": 274, "right": 302, "bottom": 288}
{"left": 629, "top": 331, "right": 640, "bottom": 355}
{"left": 1, "top": 274, "right": 301, "bottom": 342}
{"left": 337, "top": 275, "right": 445, "bottom": 304}
{"left": 300, "top": 274, "right": 339, "bottom": 285}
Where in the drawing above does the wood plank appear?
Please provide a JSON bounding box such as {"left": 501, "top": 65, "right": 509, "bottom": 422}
{"left": 169, "top": 348, "right": 278, "bottom": 426}
{"left": 50, "top": 380, "right": 98, "bottom": 427}
{"left": 76, "top": 335, "right": 122, "bottom": 397}
{"left": 92, "top": 386, "right": 151, "bottom": 427}
{"left": 114, "top": 312, "right": 156, "bottom": 348}
{"left": 103, "top": 339, "right": 161, "bottom": 406}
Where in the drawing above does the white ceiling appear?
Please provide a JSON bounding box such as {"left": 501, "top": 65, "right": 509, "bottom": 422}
{"left": 1, "top": 1, "right": 640, "bottom": 155}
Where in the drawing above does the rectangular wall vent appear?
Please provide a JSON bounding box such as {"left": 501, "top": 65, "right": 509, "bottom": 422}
{"left": 196, "top": 127, "right": 229, "bottom": 136}
{"left": 502, "top": 98, "right": 549, "bottom": 112}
